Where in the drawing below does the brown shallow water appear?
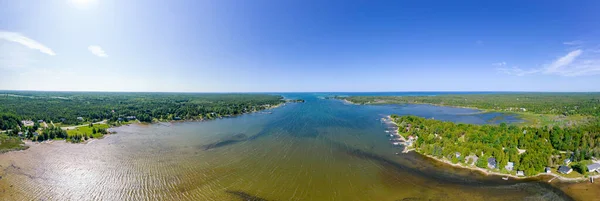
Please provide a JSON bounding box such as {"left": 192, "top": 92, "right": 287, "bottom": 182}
{"left": 0, "top": 95, "right": 595, "bottom": 200}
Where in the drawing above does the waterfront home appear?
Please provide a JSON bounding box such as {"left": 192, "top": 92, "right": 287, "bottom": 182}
{"left": 587, "top": 163, "right": 600, "bottom": 173}
{"left": 488, "top": 158, "right": 497, "bottom": 169}
{"left": 37, "top": 120, "right": 44, "bottom": 123}
{"left": 21, "top": 120, "right": 34, "bottom": 127}
{"left": 564, "top": 158, "right": 571, "bottom": 165}
{"left": 174, "top": 117, "right": 182, "bottom": 120}
{"left": 77, "top": 117, "right": 84, "bottom": 121}
{"left": 558, "top": 165, "right": 573, "bottom": 174}
{"left": 33, "top": 132, "right": 39, "bottom": 136}
{"left": 18, "top": 132, "right": 23, "bottom": 137}
{"left": 117, "top": 118, "right": 123, "bottom": 121}
{"left": 455, "top": 152, "right": 461, "bottom": 158}
{"left": 545, "top": 167, "right": 551, "bottom": 173}
{"left": 126, "top": 116, "right": 137, "bottom": 120}
{"left": 516, "top": 171, "right": 525, "bottom": 176}
{"left": 505, "top": 162, "right": 514, "bottom": 171}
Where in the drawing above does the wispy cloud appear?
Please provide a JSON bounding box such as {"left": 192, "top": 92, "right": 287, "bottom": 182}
{"left": 88, "top": 45, "right": 108, "bottom": 57}
{"left": 544, "top": 49, "right": 582, "bottom": 74}
{"left": 0, "top": 31, "right": 56, "bottom": 56}
{"left": 497, "top": 66, "right": 540, "bottom": 76}
{"left": 492, "top": 62, "right": 506, "bottom": 66}
{"left": 496, "top": 48, "right": 600, "bottom": 77}
{"left": 563, "top": 40, "right": 583, "bottom": 46}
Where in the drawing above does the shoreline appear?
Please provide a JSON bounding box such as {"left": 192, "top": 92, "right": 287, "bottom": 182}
{"left": 1, "top": 102, "right": 289, "bottom": 154}
{"left": 154, "top": 102, "right": 286, "bottom": 123}
{"left": 347, "top": 98, "right": 593, "bottom": 127}
{"left": 385, "top": 115, "right": 599, "bottom": 183}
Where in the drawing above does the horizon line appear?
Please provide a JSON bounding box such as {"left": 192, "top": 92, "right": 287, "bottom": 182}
{"left": 1, "top": 89, "right": 599, "bottom": 93}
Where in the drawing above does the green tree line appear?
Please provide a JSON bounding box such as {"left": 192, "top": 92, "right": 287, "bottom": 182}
{"left": 392, "top": 115, "right": 600, "bottom": 176}
{"left": 0, "top": 92, "right": 284, "bottom": 126}
{"left": 346, "top": 93, "right": 600, "bottom": 116}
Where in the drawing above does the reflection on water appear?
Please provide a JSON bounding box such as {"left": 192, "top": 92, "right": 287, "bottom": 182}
{"left": 0, "top": 94, "right": 581, "bottom": 200}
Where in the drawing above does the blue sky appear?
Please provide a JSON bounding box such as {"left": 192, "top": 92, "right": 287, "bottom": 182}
{"left": 1, "top": 0, "right": 599, "bottom": 92}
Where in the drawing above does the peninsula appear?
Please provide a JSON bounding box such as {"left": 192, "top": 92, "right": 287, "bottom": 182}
{"left": 343, "top": 93, "right": 600, "bottom": 181}
{"left": 0, "top": 91, "right": 290, "bottom": 151}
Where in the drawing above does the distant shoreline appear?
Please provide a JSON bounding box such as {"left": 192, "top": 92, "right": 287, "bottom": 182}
{"left": 344, "top": 98, "right": 593, "bottom": 127}
{"left": 1, "top": 102, "right": 291, "bottom": 154}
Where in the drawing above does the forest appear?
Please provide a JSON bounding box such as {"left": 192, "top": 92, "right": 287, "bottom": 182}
{"left": 0, "top": 91, "right": 285, "bottom": 126}
{"left": 345, "top": 93, "right": 600, "bottom": 117}
{"left": 392, "top": 115, "right": 600, "bottom": 176}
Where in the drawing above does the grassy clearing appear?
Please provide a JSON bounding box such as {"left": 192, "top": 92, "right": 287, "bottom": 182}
{"left": 66, "top": 124, "right": 110, "bottom": 139}
{"left": 0, "top": 134, "right": 27, "bottom": 153}
{"left": 515, "top": 113, "right": 591, "bottom": 127}
{"left": 559, "top": 170, "right": 585, "bottom": 178}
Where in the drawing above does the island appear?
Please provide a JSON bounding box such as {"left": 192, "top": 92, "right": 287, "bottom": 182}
{"left": 0, "top": 91, "right": 286, "bottom": 151}
{"left": 342, "top": 93, "right": 600, "bottom": 181}
{"left": 286, "top": 99, "right": 306, "bottom": 103}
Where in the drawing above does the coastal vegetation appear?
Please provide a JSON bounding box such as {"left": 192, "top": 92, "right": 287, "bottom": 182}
{"left": 0, "top": 134, "right": 27, "bottom": 153}
{"left": 344, "top": 93, "right": 600, "bottom": 115}
{"left": 0, "top": 91, "right": 285, "bottom": 151}
{"left": 392, "top": 115, "right": 600, "bottom": 176}
{"left": 343, "top": 93, "right": 600, "bottom": 178}
{"left": 344, "top": 93, "right": 600, "bottom": 127}
{"left": 0, "top": 92, "right": 285, "bottom": 125}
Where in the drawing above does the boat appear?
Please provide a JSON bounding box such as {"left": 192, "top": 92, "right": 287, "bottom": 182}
{"left": 385, "top": 130, "right": 390, "bottom": 133}
{"left": 502, "top": 177, "right": 509, "bottom": 180}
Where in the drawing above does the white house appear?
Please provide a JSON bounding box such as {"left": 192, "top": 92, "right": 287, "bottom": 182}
{"left": 587, "top": 163, "right": 600, "bottom": 173}
{"left": 516, "top": 171, "right": 525, "bottom": 176}
{"left": 505, "top": 162, "right": 514, "bottom": 171}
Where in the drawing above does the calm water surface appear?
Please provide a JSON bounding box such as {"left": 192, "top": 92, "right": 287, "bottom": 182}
{"left": 0, "top": 93, "right": 579, "bottom": 200}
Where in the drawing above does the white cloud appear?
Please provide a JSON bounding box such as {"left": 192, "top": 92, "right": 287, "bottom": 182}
{"left": 88, "top": 45, "right": 108, "bottom": 57}
{"left": 544, "top": 49, "right": 582, "bottom": 74}
{"left": 497, "top": 66, "right": 540, "bottom": 76}
{"left": 492, "top": 62, "right": 506, "bottom": 66}
{"left": 0, "top": 31, "right": 56, "bottom": 56}
{"left": 496, "top": 49, "right": 600, "bottom": 77}
{"left": 563, "top": 40, "right": 583, "bottom": 45}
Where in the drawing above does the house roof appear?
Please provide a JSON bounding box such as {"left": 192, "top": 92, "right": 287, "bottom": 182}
{"left": 487, "top": 157, "right": 497, "bottom": 164}
{"left": 558, "top": 165, "right": 572, "bottom": 173}
{"left": 587, "top": 163, "right": 600, "bottom": 171}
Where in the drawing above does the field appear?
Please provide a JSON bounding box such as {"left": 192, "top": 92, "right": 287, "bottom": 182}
{"left": 0, "top": 134, "right": 27, "bottom": 153}
{"left": 516, "top": 113, "right": 591, "bottom": 127}
{"left": 66, "top": 124, "right": 110, "bottom": 139}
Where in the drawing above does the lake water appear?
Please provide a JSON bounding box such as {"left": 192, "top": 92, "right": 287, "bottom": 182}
{"left": 0, "top": 93, "right": 584, "bottom": 200}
